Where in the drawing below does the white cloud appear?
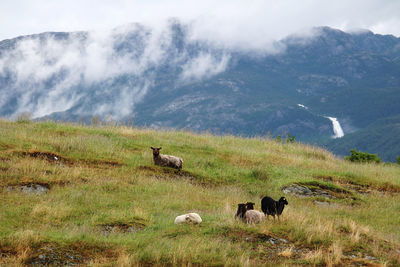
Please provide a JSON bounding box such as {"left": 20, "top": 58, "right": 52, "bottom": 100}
{"left": 1, "top": 0, "right": 399, "bottom": 43}
{"left": 180, "top": 52, "right": 230, "bottom": 83}
{"left": 0, "top": 22, "right": 232, "bottom": 119}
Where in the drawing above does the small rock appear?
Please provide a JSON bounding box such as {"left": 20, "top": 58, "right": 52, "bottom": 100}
{"left": 5, "top": 186, "right": 13, "bottom": 192}
{"left": 283, "top": 185, "right": 313, "bottom": 196}
{"left": 6, "top": 184, "right": 49, "bottom": 194}
{"left": 20, "top": 184, "right": 49, "bottom": 194}
{"left": 278, "top": 238, "right": 288, "bottom": 243}
{"left": 365, "top": 255, "right": 377, "bottom": 260}
{"left": 38, "top": 255, "right": 45, "bottom": 259}
{"left": 269, "top": 238, "right": 276, "bottom": 245}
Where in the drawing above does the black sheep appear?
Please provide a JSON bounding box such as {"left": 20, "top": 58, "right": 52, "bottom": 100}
{"left": 246, "top": 202, "right": 255, "bottom": 210}
{"left": 235, "top": 203, "right": 247, "bottom": 220}
{"left": 261, "top": 196, "right": 288, "bottom": 221}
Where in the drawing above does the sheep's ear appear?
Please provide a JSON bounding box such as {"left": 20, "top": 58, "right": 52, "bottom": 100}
{"left": 150, "top": 147, "right": 154, "bottom": 149}
{"left": 159, "top": 147, "right": 162, "bottom": 150}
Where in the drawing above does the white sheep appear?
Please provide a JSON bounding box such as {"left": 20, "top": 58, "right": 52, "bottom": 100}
{"left": 151, "top": 147, "right": 183, "bottom": 170}
{"left": 244, "top": 210, "right": 264, "bottom": 224}
{"left": 174, "top": 213, "right": 202, "bottom": 224}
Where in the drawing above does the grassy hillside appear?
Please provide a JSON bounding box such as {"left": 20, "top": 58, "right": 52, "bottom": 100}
{"left": 1, "top": 120, "right": 400, "bottom": 266}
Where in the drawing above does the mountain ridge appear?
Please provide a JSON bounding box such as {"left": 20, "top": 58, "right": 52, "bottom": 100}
{"left": 1, "top": 23, "right": 400, "bottom": 161}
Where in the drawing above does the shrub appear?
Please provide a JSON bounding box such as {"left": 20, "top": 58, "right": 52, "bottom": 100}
{"left": 286, "top": 133, "right": 296, "bottom": 143}
{"left": 397, "top": 156, "right": 400, "bottom": 165}
{"left": 345, "top": 149, "right": 381, "bottom": 163}
{"left": 274, "top": 133, "right": 295, "bottom": 143}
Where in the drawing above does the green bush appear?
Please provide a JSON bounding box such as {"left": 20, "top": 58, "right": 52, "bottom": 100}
{"left": 286, "top": 133, "right": 296, "bottom": 143}
{"left": 345, "top": 149, "right": 381, "bottom": 163}
{"left": 274, "top": 133, "right": 295, "bottom": 143}
{"left": 397, "top": 156, "right": 400, "bottom": 165}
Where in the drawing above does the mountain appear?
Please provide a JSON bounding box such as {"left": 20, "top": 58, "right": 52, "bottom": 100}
{"left": 1, "top": 22, "right": 400, "bottom": 161}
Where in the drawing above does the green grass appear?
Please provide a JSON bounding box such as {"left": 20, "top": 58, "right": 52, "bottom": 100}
{"left": 1, "top": 120, "right": 400, "bottom": 266}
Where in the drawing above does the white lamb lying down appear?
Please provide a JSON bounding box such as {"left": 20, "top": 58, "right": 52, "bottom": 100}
{"left": 174, "top": 213, "right": 202, "bottom": 224}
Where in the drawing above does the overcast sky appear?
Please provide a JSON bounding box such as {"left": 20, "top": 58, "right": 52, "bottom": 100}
{"left": 1, "top": 0, "right": 400, "bottom": 42}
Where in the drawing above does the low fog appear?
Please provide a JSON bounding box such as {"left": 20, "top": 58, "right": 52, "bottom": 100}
{"left": 0, "top": 0, "right": 399, "bottom": 120}
{"left": 0, "top": 22, "right": 231, "bottom": 119}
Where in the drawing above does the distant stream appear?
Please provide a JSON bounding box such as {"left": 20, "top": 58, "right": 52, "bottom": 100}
{"left": 297, "top": 104, "right": 344, "bottom": 139}
{"left": 325, "top": 116, "right": 344, "bottom": 138}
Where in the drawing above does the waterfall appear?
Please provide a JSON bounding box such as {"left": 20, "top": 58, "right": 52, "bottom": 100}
{"left": 325, "top": 117, "right": 344, "bottom": 138}
{"left": 297, "top": 104, "right": 308, "bottom": 109}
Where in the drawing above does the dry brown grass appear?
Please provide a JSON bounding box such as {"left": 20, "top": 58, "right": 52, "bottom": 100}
{"left": 278, "top": 246, "right": 294, "bottom": 258}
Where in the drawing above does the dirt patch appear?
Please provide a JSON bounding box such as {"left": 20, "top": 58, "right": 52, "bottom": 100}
{"left": 99, "top": 221, "right": 146, "bottom": 235}
{"left": 26, "top": 246, "right": 85, "bottom": 266}
{"left": 222, "top": 229, "right": 309, "bottom": 261}
{"left": 374, "top": 183, "right": 400, "bottom": 194}
{"left": 22, "top": 151, "right": 66, "bottom": 162}
{"left": 18, "top": 150, "right": 76, "bottom": 168}
{"left": 137, "top": 165, "right": 216, "bottom": 187}
{"left": 137, "top": 165, "right": 157, "bottom": 172}
{"left": 0, "top": 246, "right": 17, "bottom": 260}
{"left": 5, "top": 182, "right": 50, "bottom": 194}
{"left": 24, "top": 242, "right": 116, "bottom": 266}
{"left": 0, "top": 154, "right": 11, "bottom": 162}
{"left": 224, "top": 230, "right": 291, "bottom": 246}
{"left": 1, "top": 242, "right": 116, "bottom": 266}
{"left": 0, "top": 167, "right": 9, "bottom": 172}
{"left": 19, "top": 150, "right": 124, "bottom": 168}
{"left": 342, "top": 253, "right": 381, "bottom": 266}
{"left": 80, "top": 158, "right": 124, "bottom": 168}
{"left": 0, "top": 156, "right": 10, "bottom": 161}
{"left": 315, "top": 175, "right": 400, "bottom": 195}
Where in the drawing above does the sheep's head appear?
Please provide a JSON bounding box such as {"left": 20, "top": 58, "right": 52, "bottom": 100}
{"left": 235, "top": 203, "right": 247, "bottom": 218}
{"left": 245, "top": 202, "right": 255, "bottom": 210}
{"left": 150, "top": 147, "right": 162, "bottom": 156}
{"left": 279, "top": 197, "right": 288, "bottom": 205}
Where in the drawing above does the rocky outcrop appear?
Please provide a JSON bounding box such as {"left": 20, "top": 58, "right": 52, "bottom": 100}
{"left": 282, "top": 184, "right": 337, "bottom": 199}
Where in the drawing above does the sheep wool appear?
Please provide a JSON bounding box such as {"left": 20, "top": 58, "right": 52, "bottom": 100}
{"left": 151, "top": 147, "right": 183, "bottom": 170}
{"left": 244, "top": 210, "right": 264, "bottom": 224}
{"left": 261, "top": 196, "right": 288, "bottom": 220}
{"left": 174, "top": 213, "right": 202, "bottom": 224}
